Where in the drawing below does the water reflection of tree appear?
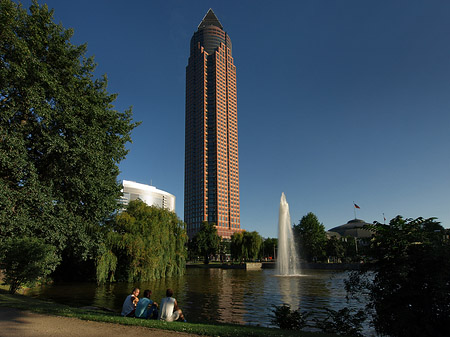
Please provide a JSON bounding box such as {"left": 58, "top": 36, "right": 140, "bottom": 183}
{"left": 94, "top": 283, "right": 117, "bottom": 310}
{"left": 182, "top": 269, "right": 222, "bottom": 323}
{"left": 241, "top": 270, "right": 267, "bottom": 325}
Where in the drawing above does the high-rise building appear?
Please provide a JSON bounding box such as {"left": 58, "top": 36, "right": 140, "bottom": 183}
{"left": 185, "top": 9, "right": 241, "bottom": 239}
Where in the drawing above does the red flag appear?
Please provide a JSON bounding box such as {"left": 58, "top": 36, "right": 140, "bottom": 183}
{"left": 354, "top": 203, "right": 360, "bottom": 209}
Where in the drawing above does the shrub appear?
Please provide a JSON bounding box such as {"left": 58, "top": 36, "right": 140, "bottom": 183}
{"left": 313, "top": 308, "right": 366, "bottom": 337}
{"left": 271, "top": 304, "right": 308, "bottom": 330}
{"left": 0, "top": 237, "right": 60, "bottom": 293}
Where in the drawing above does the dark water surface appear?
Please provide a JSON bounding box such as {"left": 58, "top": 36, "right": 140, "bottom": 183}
{"left": 26, "top": 268, "right": 366, "bottom": 328}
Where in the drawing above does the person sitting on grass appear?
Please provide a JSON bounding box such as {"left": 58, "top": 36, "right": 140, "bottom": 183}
{"left": 135, "top": 289, "right": 158, "bottom": 319}
{"left": 158, "top": 288, "right": 186, "bottom": 322}
{"left": 121, "top": 287, "right": 140, "bottom": 317}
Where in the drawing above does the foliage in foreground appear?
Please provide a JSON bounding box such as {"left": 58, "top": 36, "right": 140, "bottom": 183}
{"left": 313, "top": 308, "right": 366, "bottom": 337}
{"left": 0, "top": 293, "right": 334, "bottom": 337}
{"left": 271, "top": 304, "right": 366, "bottom": 337}
{"left": 271, "top": 304, "right": 308, "bottom": 330}
{"left": 96, "top": 200, "right": 187, "bottom": 283}
{"left": 0, "top": 0, "right": 138, "bottom": 282}
{"left": 0, "top": 237, "right": 60, "bottom": 293}
{"left": 346, "top": 216, "right": 450, "bottom": 337}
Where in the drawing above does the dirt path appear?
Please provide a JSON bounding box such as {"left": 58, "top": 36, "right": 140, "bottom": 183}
{"left": 0, "top": 307, "right": 201, "bottom": 337}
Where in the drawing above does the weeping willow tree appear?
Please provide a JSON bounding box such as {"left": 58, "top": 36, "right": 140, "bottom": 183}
{"left": 96, "top": 199, "right": 187, "bottom": 283}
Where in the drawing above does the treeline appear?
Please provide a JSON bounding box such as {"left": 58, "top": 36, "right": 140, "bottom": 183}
{"left": 187, "top": 212, "right": 366, "bottom": 264}
{"left": 187, "top": 222, "right": 277, "bottom": 264}
{"left": 0, "top": 1, "right": 186, "bottom": 293}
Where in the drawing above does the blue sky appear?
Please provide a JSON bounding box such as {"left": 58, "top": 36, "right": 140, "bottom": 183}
{"left": 18, "top": 1, "right": 450, "bottom": 237}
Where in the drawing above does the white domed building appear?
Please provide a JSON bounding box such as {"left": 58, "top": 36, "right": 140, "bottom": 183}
{"left": 121, "top": 180, "right": 176, "bottom": 212}
{"left": 328, "top": 219, "right": 373, "bottom": 239}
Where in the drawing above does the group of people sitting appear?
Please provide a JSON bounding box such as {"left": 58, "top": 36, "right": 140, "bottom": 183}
{"left": 121, "top": 287, "right": 186, "bottom": 322}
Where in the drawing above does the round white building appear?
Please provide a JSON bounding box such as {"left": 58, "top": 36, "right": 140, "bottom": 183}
{"left": 121, "top": 180, "right": 176, "bottom": 212}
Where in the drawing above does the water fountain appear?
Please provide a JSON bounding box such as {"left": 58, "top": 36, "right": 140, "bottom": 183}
{"left": 277, "top": 192, "right": 300, "bottom": 276}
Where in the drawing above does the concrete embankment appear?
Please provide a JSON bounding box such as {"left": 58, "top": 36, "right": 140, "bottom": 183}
{"left": 186, "top": 262, "right": 262, "bottom": 269}
{"left": 187, "top": 262, "right": 361, "bottom": 270}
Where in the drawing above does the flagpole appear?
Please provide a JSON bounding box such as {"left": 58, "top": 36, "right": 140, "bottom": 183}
{"left": 353, "top": 201, "right": 356, "bottom": 219}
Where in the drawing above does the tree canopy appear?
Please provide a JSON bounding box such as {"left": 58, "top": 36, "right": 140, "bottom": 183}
{"left": 346, "top": 216, "right": 450, "bottom": 337}
{"left": 0, "top": 0, "right": 138, "bottom": 279}
{"left": 261, "top": 237, "right": 277, "bottom": 260}
{"left": 97, "top": 200, "right": 187, "bottom": 283}
{"left": 293, "top": 212, "right": 327, "bottom": 262}
{"left": 189, "top": 222, "right": 221, "bottom": 264}
{"left": 230, "top": 231, "right": 263, "bottom": 261}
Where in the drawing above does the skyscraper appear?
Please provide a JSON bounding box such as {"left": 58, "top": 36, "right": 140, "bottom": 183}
{"left": 185, "top": 9, "right": 240, "bottom": 239}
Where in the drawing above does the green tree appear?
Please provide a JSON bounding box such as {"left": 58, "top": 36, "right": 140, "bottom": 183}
{"left": 0, "top": 0, "right": 138, "bottom": 277}
{"left": 190, "top": 222, "right": 220, "bottom": 264}
{"left": 325, "top": 236, "right": 345, "bottom": 263}
{"left": 261, "top": 237, "right": 278, "bottom": 260}
{"left": 230, "top": 231, "right": 262, "bottom": 261}
{"left": 218, "top": 239, "right": 231, "bottom": 262}
{"left": 293, "top": 212, "right": 327, "bottom": 262}
{"left": 231, "top": 231, "right": 244, "bottom": 262}
{"left": 96, "top": 200, "right": 187, "bottom": 283}
{"left": 243, "top": 231, "right": 263, "bottom": 260}
{"left": 346, "top": 216, "right": 450, "bottom": 337}
{"left": 341, "top": 236, "right": 360, "bottom": 262}
{"left": 0, "top": 237, "right": 60, "bottom": 293}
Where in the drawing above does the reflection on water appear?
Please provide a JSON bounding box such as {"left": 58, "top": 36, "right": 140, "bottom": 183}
{"left": 26, "top": 268, "right": 365, "bottom": 328}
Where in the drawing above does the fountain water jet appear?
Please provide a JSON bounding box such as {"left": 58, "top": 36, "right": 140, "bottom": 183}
{"left": 277, "top": 192, "right": 300, "bottom": 276}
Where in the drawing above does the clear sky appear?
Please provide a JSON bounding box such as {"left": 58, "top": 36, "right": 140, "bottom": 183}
{"left": 17, "top": 0, "right": 450, "bottom": 237}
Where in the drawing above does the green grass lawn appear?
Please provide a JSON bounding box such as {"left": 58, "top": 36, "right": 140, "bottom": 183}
{"left": 0, "top": 290, "right": 339, "bottom": 337}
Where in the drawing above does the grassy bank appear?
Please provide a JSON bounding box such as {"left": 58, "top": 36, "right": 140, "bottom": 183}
{"left": 0, "top": 291, "right": 337, "bottom": 337}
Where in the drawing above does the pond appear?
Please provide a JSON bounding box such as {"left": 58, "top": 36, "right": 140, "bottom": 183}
{"left": 26, "top": 268, "right": 367, "bottom": 329}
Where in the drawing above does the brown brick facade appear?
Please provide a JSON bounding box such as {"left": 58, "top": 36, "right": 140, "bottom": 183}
{"left": 185, "top": 10, "right": 241, "bottom": 239}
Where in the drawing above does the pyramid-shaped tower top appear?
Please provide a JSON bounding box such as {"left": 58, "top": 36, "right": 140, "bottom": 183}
{"left": 198, "top": 9, "right": 223, "bottom": 30}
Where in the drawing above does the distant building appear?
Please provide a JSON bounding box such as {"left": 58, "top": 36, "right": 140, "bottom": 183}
{"left": 121, "top": 180, "right": 175, "bottom": 212}
{"left": 184, "top": 9, "right": 241, "bottom": 239}
{"left": 328, "top": 219, "right": 373, "bottom": 239}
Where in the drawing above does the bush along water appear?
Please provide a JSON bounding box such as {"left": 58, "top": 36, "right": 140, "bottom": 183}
{"left": 271, "top": 304, "right": 367, "bottom": 337}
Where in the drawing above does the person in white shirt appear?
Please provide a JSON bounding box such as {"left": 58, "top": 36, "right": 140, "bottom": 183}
{"left": 158, "top": 288, "right": 185, "bottom": 322}
{"left": 121, "top": 287, "right": 140, "bottom": 317}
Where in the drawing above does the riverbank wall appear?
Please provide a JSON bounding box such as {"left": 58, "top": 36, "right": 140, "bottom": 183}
{"left": 186, "top": 262, "right": 361, "bottom": 270}
{"left": 186, "top": 262, "right": 262, "bottom": 270}
{"left": 262, "top": 262, "right": 362, "bottom": 270}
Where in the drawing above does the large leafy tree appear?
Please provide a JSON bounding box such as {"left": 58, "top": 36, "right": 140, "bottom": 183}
{"left": 0, "top": 0, "right": 138, "bottom": 275}
{"left": 190, "top": 222, "right": 220, "bottom": 264}
{"left": 346, "top": 216, "right": 450, "bottom": 337}
{"left": 97, "top": 200, "right": 187, "bottom": 283}
{"left": 230, "top": 231, "right": 263, "bottom": 261}
{"left": 293, "top": 212, "right": 327, "bottom": 262}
